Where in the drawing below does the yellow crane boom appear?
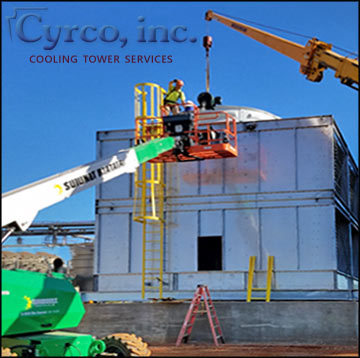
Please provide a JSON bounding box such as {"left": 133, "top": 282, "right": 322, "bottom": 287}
{"left": 205, "top": 10, "right": 358, "bottom": 90}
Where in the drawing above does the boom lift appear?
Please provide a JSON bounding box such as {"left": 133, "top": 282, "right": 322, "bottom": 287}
{"left": 146, "top": 105, "right": 238, "bottom": 162}
{"left": 135, "top": 100, "right": 238, "bottom": 163}
{"left": 205, "top": 10, "right": 359, "bottom": 90}
{"left": 1, "top": 137, "right": 174, "bottom": 357}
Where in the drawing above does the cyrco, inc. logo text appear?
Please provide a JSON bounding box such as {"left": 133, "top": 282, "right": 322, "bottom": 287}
{"left": 6, "top": 8, "right": 198, "bottom": 50}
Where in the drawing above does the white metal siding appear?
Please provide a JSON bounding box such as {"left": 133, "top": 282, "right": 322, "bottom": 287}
{"left": 297, "top": 126, "right": 333, "bottom": 190}
{"left": 224, "top": 131, "right": 259, "bottom": 193}
{"left": 199, "top": 210, "right": 222, "bottom": 237}
{"left": 94, "top": 115, "right": 358, "bottom": 297}
{"left": 167, "top": 212, "right": 197, "bottom": 272}
{"left": 298, "top": 206, "right": 337, "bottom": 270}
{"left": 224, "top": 209, "right": 259, "bottom": 271}
{"left": 97, "top": 213, "right": 129, "bottom": 274}
{"left": 129, "top": 218, "right": 143, "bottom": 273}
{"left": 260, "top": 130, "right": 296, "bottom": 192}
{"left": 260, "top": 207, "right": 298, "bottom": 270}
{"left": 166, "top": 161, "right": 198, "bottom": 196}
{"left": 200, "top": 160, "right": 223, "bottom": 194}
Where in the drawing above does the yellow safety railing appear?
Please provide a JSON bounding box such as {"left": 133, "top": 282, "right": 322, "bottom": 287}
{"left": 134, "top": 82, "right": 165, "bottom": 143}
{"left": 247, "top": 256, "right": 274, "bottom": 302}
{"left": 133, "top": 83, "right": 167, "bottom": 299}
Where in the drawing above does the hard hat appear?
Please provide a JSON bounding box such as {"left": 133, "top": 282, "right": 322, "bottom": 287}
{"left": 184, "top": 100, "right": 194, "bottom": 106}
{"left": 184, "top": 101, "right": 194, "bottom": 112}
{"left": 176, "top": 79, "right": 184, "bottom": 87}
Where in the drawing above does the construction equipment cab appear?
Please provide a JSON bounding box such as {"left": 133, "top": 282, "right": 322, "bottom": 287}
{"left": 205, "top": 10, "right": 358, "bottom": 90}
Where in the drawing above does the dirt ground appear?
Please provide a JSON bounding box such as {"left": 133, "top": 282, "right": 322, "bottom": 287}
{"left": 149, "top": 344, "right": 359, "bottom": 357}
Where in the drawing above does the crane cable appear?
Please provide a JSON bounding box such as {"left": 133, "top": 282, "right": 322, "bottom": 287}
{"left": 205, "top": 20, "right": 211, "bottom": 92}
{"left": 212, "top": 11, "right": 358, "bottom": 58}
{"left": 205, "top": 41, "right": 211, "bottom": 92}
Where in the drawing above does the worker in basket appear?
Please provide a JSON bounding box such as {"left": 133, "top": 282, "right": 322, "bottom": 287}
{"left": 163, "top": 79, "right": 186, "bottom": 115}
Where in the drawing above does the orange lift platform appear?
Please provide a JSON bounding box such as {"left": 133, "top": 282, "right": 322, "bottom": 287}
{"left": 135, "top": 104, "right": 238, "bottom": 163}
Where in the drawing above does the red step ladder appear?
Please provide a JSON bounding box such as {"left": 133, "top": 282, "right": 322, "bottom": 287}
{"left": 176, "top": 285, "right": 225, "bottom": 347}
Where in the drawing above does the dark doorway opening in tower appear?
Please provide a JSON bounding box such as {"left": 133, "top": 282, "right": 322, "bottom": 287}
{"left": 198, "top": 236, "right": 222, "bottom": 271}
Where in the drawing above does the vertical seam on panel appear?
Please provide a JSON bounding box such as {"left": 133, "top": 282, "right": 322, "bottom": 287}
{"left": 258, "top": 130, "right": 261, "bottom": 193}
{"left": 197, "top": 210, "right": 200, "bottom": 271}
{"left": 95, "top": 215, "right": 101, "bottom": 275}
{"left": 222, "top": 209, "right": 225, "bottom": 271}
{"left": 348, "top": 221, "right": 354, "bottom": 279}
{"left": 222, "top": 158, "right": 226, "bottom": 194}
{"left": 128, "top": 213, "right": 132, "bottom": 273}
{"left": 295, "top": 128, "right": 298, "bottom": 190}
{"left": 296, "top": 206, "right": 300, "bottom": 270}
{"left": 259, "top": 207, "right": 262, "bottom": 270}
{"left": 198, "top": 161, "right": 201, "bottom": 195}
{"left": 164, "top": 210, "right": 167, "bottom": 273}
{"left": 95, "top": 130, "right": 101, "bottom": 277}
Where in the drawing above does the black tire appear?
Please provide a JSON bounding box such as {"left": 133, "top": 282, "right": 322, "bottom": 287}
{"left": 99, "top": 333, "right": 151, "bottom": 357}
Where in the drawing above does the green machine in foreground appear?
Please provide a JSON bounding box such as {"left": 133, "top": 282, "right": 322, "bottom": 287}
{"left": 2, "top": 137, "right": 175, "bottom": 356}
{"left": 2, "top": 269, "right": 106, "bottom": 356}
{"left": 1, "top": 264, "right": 152, "bottom": 357}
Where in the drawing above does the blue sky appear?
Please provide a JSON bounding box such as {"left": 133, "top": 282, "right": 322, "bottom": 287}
{"left": 2, "top": 2, "right": 358, "bottom": 258}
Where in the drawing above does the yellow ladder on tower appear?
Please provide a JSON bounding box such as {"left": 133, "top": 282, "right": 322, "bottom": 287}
{"left": 133, "top": 83, "right": 167, "bottom": 299}
{"left": 247, "top": 256, "right": 274, "bottom": 302}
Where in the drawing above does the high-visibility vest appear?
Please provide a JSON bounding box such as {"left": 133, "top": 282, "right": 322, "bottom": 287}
{"left": 164, "top": 85, "right": 185, "bottom": 103}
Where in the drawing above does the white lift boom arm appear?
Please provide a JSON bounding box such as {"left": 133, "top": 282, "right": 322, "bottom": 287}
{"left": 2, "top": 138, "right": 174, "bottom": 241}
